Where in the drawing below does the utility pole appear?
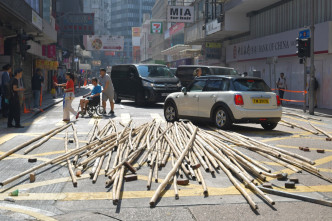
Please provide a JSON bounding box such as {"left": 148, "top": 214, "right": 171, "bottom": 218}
{"left": 309, "top": 0, "right": 315, "bottom": 115}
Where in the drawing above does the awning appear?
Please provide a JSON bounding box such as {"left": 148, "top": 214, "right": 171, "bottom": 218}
{"left": 161, "top": 44, "right": 191, "bottom": 56}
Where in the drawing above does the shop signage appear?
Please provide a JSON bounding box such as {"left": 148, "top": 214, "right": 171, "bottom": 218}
{"left": 167, "top": 6, "right": 194, "bottom": 23}
{"left": 60, "top": 13, "right": 94, "bottom": 35}
{"left": 84, "top": 35, "right": 124, "bottom": 51}
{"left": 170, "top": 23, "right": 184, "bottom": 36}
{"left": 206, "top": 19, "right": 221, "bottom": 35}
{"left": 206, "top": 42, "right": 222, "bottom": 48}
{"left": 47, "top": 45, "right": 56, "bottom": 59}
{"left": 132, "top": 27, "right": 141, "bottom": 46}
{"left": 32, "top": 10, "right": 43, "bottom": 31}
{"left": 151, "top": 22, "right": 163, "bottom": 34}
{"left": 226, "top": 22, "right": 330, "bottom": 62}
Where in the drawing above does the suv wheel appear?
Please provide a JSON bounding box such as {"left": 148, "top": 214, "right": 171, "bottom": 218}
{"left": 164, "top": 101, "right": 178, "bottom": 122}
{"left": 213, "top": 107, "right": 232, "bottom": 129}
{"left": 114, "top": 91, "right": 121, "bottom": 104}
{"left": 261, "top": 122, "right": 278, "bottom": 130}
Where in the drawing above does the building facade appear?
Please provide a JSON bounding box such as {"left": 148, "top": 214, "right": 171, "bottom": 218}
{"left": 0, "top": 0, "right": 58, "bottom": 103}
{"left": 222, "top": 0, "right": 332, "bottom": 109}
{"left": 109, "top": 0, "right": 156, "bottom": 64}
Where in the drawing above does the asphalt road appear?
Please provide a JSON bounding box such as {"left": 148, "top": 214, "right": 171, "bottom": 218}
{"left": 0, "top": 88, "right": 331, "bottom": 221}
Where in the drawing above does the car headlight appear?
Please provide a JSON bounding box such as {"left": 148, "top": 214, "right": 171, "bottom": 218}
{"left": 142, "top": 80, "right": 154, "bottom": 87}
{"left": 176, "top": 82, "right": 182, "bottom": 87}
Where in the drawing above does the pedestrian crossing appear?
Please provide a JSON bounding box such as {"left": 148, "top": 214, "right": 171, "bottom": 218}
{"left": 53, "top": 113, "right": 166, "bottom": 127}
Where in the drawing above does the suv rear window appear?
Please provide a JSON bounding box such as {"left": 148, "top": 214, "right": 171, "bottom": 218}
{"left": 137, "top": 65, "right": 174, "bottom": 78}
{"left": 233, "top": 79, "right": 271, "bottom": 92}
{"left": 210, "top": 68, "right": 238, "bottom": 75}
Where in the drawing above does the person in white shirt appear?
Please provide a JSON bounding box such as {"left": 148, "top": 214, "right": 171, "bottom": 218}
{"left": 277, "top": 72, "right": 287, "bottom": 104}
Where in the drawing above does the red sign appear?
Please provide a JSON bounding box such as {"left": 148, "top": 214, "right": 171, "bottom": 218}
{"left": 42, "top": 45, "right": 47, "bottom": 56}
{"left": 170, "top": 23, "right": 184, "bottom": 36}
{"left": 47, "top": 45, "right": 56, "bottom": 59}
{"left": 104, "top": 51, "right": 115, "bottom": 56}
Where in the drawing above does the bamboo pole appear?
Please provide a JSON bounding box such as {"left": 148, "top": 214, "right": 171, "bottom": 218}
{"left": 308, "top": 121, "right": 332, "bottom": 139}
{"left": 65, "top": 132, "right": 77, "bottom": 187}
{"left": 171, "top": 155, "right": 179, "bottom": 199}
{"left": 149, "top": 127, "right": 198, "bottom": 207}
{"left": 24, "top": 123, "right": 73, "bottom": 154}
{"left": 92, "top": 154, "right": 105, "bottom": 183}
{"left": 0, "top": 126, "right": 62, "bottom": 161}
{"left": 280, "top": 119, "right": 318, "bottom": 135}
{"left": 71, "top": 124, "right": 80, "bottom": 165}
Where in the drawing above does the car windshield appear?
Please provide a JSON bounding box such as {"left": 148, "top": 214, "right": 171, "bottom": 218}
{"left": 233, "top": 79, "right": 271, "bottom": 92}
{"left": 211, "top": 68, "right": 238, "bottom": 75}
{"left": 137, "top": 65, "right": 175, "bottom": 78}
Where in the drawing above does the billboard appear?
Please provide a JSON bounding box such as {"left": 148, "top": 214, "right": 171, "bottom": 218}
{"left": 60, "top": 13, "right": 94, "bottom": 35}
{"left": 84, "top": 35, "right": 124, "bottom": 51}
{"left": 132, "top": 27, "right": 141, "bottom": 47}
{"left": 167, "top": 6, "right": 194, "bottom": 23}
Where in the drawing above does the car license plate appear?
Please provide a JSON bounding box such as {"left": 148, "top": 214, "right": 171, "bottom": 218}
{"left": 162, "top": 93, "right": 170, "bottom": 97}
{"left": 252, "top": 98, "right": 269, "bottom": 104}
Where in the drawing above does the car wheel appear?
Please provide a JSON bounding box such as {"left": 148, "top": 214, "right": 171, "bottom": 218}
{"left": 213, "top": 107, "right": 232, "bottom": 130}
{"left": 114, "top": 91, "right": 121, "bottom": 104}
{"left": 261, "top": 122, "right": 278, "bottom": 130}
{"left": 164, "top": 101, "right": 178, "bottom": 122}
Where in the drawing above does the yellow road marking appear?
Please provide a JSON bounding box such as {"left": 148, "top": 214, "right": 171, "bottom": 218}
{"left": 0, "top": 134, "right": 17, "bottom": 145}
{"left": 1, "top": 184, "right": 332, "bottom": 201}
{"left": 121, "top": 113, "right": 131, "bottom": 125}
{"left": 23, "top": 116, "right": 46, "bottom": 126}
{"left": 150, "top": 113, "right": 166, "bottom": 123}
{"left": 283, "top": 115, "right": 326, "bottom": 125}
{"left": 277, "top": 144, "right": 332, "bottom": 152}
{"left": 0, "top": 205, "right": 56, "bottom": 221}
{"left": 319, "top": 168, "right": 332, "bottom": 173}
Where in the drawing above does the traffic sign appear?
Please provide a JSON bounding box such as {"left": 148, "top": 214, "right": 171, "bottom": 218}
{"left": 299, "top": 29, "right": 310, "bottom": 39}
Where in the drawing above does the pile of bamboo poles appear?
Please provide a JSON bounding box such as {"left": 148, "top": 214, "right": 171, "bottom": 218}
{"left": 0, "top": 119, "right": 331, "bottom": 210}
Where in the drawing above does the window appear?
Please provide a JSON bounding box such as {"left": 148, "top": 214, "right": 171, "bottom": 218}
{"left": 205, "top": 80, "right": 225, "bottom": 91}
{"left": 233, "top": 79, "right": 271, "bottom": 92}
{"left": 188, "top": 80, "right": 206, "bottom": 92}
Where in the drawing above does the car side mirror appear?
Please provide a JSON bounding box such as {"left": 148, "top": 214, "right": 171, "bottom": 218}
{"left": 181, "top": 87, "right": 187, "bottom": 95}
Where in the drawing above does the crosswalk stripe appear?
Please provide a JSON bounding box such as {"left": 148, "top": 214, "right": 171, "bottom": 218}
{"left": 23, "top": 116, "right": 46, "bottom": 126}
{"left": 150, "top": 113, "right": 165, "bottom": 123}
{"left": 121, "top": 113, "right": 131, "bottom": 125}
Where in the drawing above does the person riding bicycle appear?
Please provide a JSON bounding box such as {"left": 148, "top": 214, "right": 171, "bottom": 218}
{"left": 79, "top": 77, "right": 101, "bottom": 115}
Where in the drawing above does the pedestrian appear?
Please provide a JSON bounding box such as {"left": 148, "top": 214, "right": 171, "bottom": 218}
{"left": 276, "top": 72, "right": 287, "bottom": 104}
{"left": 18, "top": 75, "right": 24, "bottom": 108}
{"left": 243, "top": 72, "right": 248, "bottom": 77}
{"left": 54, "top": 72, "right": 79, "bottom": 122}
{"left": 8, "top": 68, "right": 25, "bottom": 128}
{"left": 99, "top": 68, "right": 115, "bottom": 115}
{"left": 307, "top": 76, "right": 319, "bottom": 108}
{"left": 193, "top": 68, "right": 202, "bottom": 78}
{"left": 31, "top": 69, "right": 44, "bottom": 111}
{"left": 79, "top": 77, "right": 101, "bottom": 115}
{"left": 52, "top": 72, "right": 58, "bottom": 98}
{"left": 1, "top": 64, "right": 12, "bottom": 118}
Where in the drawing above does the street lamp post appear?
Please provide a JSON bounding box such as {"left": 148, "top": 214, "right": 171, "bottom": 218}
{"left": 308, "top": 0, "right": 315, "bottom": 115}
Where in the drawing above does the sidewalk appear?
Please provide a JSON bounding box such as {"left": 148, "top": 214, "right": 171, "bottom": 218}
{"left": 0, "top": 86, "right": 91, "bottom": 130}
{"left": 282, "top": 103, "right": 332, "bottom": 118}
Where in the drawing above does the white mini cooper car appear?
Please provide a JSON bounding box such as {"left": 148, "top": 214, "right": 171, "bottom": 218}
{"left": 164, "top": 76, "right": 282, "bottom": 130}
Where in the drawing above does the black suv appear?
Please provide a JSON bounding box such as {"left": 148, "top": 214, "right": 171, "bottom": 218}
{"left": 111, "top": 64, "right": 181, "bottom": 105}
{"left": 175, "top": 65, "right": 239, "bottom": 87}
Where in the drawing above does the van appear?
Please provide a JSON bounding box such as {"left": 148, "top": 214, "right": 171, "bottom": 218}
{"left": 175, "top": 65, "right": 239, "bottom": 87}
{"left": 111, "top": 64, "right": 181, "bottom": 105}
